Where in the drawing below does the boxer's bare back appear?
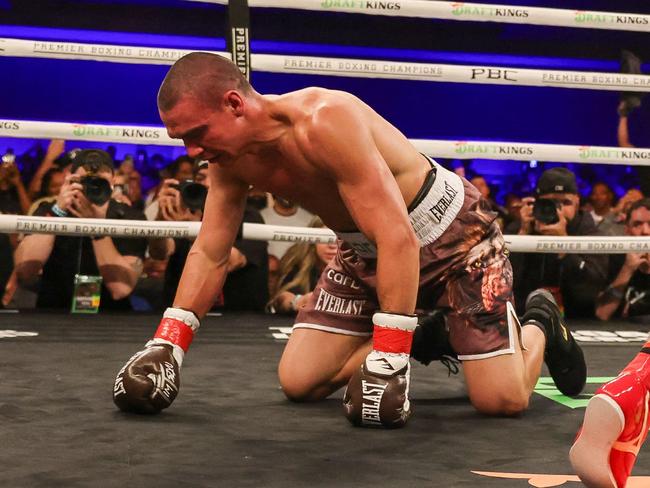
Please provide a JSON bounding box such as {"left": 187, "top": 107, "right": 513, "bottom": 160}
{"left": 162, "top": 87, "right": 430, "bottom": 232}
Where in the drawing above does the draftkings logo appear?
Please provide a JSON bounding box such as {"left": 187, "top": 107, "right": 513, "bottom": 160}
{"left": 320, "top": 0, "right": 401, "bottom": 11}
{"left": 0, "top": 121, "right": 19, "bottom": 131}
{"left": 574, "top": 11, "right": 649, "bottom": 26}
{"left": 454, "top": 141, "right": 533, "bottom": 156}
{"left": 71, "top": 125, "right": 162, "bottom": 140}
{"left": 579, "top": 146, "right": 650, "bottom": 161}
{"left": 451, "top": 3, "right": 529, "bottom": 18}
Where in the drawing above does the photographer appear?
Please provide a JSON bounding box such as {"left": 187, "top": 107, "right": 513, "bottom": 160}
{"left": 148, "top": 160, "right": 269, "bottom": 311}
{"left": 596, "top": 198, "right": 650, "bottom": 321}
{"left": 14, "top": 150, "right": 147, "bottom": 311}
{"left": 506, "top": 167, "right": 608, "bottom": 318}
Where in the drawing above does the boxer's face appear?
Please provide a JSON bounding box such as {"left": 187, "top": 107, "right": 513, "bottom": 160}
{"left": 161, "top": 93, "right": 246, "bottom": 165}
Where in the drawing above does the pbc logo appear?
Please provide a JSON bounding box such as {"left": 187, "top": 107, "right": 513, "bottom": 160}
{"left": 471, "top": 68, "right": 518, "bottom": 82}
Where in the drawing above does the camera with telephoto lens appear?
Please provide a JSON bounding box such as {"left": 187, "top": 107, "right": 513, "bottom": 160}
{"left": 173, "top": 180, "right": 207, "bottom": 212}
{"left": 81, "top": 176, "right": 113, "bottom": 206}
{"left": 533, "top": 198, "right": 560, "bottom": 225}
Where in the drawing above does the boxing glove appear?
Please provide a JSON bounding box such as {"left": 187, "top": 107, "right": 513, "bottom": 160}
{"left": 113, "top": 307, "right": 200, "bottom": 414}
{"left": 343, "top": 312, "right": 417, "bottom": 428}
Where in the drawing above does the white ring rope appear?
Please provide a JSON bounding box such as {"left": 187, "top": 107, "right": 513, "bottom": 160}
{"left": 187, "top": 0, "right": 650, "bottom": 33}
{"left": 3, "top": 119, "right": 650, "bottom": 167}
{"left": 0, "top": 214, "right": 648, "bottom": 254}
{"left": 2, "top": 38, "right": 649, "bottom": 92}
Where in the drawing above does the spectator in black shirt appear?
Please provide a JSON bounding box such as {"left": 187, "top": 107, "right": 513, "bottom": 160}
{"left": 596, "top": 198, "right": 650, "bottom": 321}
{"left": 149, "top": 160, "right": 269, "bottom": 311}
{"left": 506, "top": 167, "right": 609, "bottom": 318}
{"left": 14, "top": 150, "right": 147, "bottom": 311}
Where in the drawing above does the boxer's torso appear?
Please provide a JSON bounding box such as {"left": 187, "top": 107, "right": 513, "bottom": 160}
{"left": 216, "top": 87, "right": 431, "bottom": 232}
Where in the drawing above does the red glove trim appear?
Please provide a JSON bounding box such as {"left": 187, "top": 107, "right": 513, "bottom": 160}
{"left": 154, "top": 318, "right": 194, "bottom": 352}
{"left": 372, "top": 326, "right": 414, "bottom": 355}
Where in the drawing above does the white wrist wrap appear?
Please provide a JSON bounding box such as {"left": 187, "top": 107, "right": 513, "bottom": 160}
{"left": 146, "top": 339, "right": 186, "bottom": 367}
{"left": 163, "top": 307, "right": 201, "bottom": 332}
{"left": 372, "top": 312, "right": 418, "bottom": 331}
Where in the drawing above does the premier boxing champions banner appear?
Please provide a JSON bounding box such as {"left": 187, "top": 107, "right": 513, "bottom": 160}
{"left": 3, "top": 214, "right": 650, "bottom": 253}
{"left": 228, "top": 0, "right": 251, "bottom": 80}
{"left": 4, "top": 37, "right": 649, "bottom": 92}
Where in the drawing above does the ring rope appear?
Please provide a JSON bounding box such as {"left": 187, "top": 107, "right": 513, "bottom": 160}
{"left": 186, "top": 0, "right": 650, "bottom": 33}
{"left": 0, "top": 215, "right": 648, "bottom": 254}
{"left": 2, "top": 38, "right": 649, "bottom": 92}
{"left": 3, "top": 119, "right": 650, "bottom": 166}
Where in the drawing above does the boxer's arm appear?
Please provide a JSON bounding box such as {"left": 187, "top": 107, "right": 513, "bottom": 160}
{"left": 173, "top": 165, "right": 248, "bottom": 317}
{"left": 307, "top": 104, "right": 419, "bottom": 314}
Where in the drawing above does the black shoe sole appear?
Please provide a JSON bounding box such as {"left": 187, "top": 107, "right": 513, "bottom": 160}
{"left": 546, "top": 339, "right": 587, "bottom": 397}
{"left": 524, "top": 289, "right": 587, "bottom": 397}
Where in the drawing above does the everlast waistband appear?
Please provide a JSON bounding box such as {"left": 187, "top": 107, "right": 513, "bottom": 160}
{"left": 335, "top": 157, "right": 464, "bottom": 258}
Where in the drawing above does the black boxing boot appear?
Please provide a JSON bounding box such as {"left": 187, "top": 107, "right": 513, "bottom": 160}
{"left": 521, "top": 289, "right": 586, "bottom": 397}
{"left": 410, "top": 310, "right": 460, "bottom": 375}
{"left": 343, "top": 312, "right": 417, "bottom": 428}
{"left": 113, "top": 307, "right": 200, "bottom": 414}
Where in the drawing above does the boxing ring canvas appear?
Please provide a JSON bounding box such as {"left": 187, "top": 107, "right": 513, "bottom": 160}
{"left": 1, "top": 311, "right": 648, "bottom": 487}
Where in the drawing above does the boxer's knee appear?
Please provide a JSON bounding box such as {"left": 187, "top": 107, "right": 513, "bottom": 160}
{"left": 469, "top": 386, "right": 530, "bottom": 416}
{"left": 278, "top": 364, "right": 327, "bottom": 402}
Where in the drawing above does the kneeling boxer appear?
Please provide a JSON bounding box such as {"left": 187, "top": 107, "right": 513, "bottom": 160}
{"left": 113, "top": 52, "right": 585, "bottom": 428}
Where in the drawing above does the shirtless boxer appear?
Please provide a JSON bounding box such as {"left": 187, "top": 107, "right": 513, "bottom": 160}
{"left": 113, "top": 52, "right": 586, "bottom": 427}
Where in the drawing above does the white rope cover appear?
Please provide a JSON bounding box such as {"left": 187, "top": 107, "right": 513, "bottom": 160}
{"left": 0, "top": 120, "right": 176, "bottom": 146}
{"left": 2, "top": 38, "right": 649, "bottom": 92}
{"left": 3, "top": 119, "right": 650, "bottom": 166}
{"left": 187, "top": 0, "right": 650, "bottom": 33}
{"left": 1, "top": 215, "right": 649, "bottom": 254}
